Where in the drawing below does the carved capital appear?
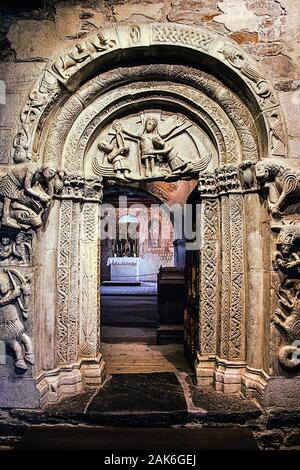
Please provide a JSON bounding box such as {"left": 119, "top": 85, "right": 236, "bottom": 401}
{"left": 198, "top": 164, "right": 258, "bottom": 197}
{"left": 216, "top": 165, "right": 241, "bottom": 194}
{"left": 198, "top": 172, "right": 218, "bottom": 197}
{"left": 55, "top": 175, "right": 103, "bottom": 203}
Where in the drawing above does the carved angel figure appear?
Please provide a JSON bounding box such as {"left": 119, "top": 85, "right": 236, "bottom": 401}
{"left": 0, "top": 163, "right": 56, "bottom": 230}
{"left": 256, "top": 162, "right": 300, "bottom": 217}
{"left": 113, "top": 116, "right": 193, "bottom": 178}
{"left": 0, "top": 269, "right": 33, "bottom": 371}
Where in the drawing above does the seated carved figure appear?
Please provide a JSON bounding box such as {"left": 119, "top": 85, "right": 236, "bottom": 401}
{"left": 256, "top": 161, "right": 300, "bottom": 217}
{"left": 0, "top": 163, "right": 56, "bottom": 230}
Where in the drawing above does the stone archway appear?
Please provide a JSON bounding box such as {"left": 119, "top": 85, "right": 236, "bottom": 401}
{"left": 0, "top": 22, "right": 290, "bottom": 408}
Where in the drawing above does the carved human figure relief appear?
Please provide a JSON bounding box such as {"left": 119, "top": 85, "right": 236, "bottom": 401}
{"left": 0, "top": 269, "right": 33, "bottom": 371}
{"left": 272, "top": 224, "right": 300, "bottom": 371}
{"left": 0, "top": 233, "right": 32, "bottom": 265}
{"left": 91, "top": 111, "right": 213, "bottom": 182}
{"left": 52, "top": 33, "right": 116, "bottom": 82}
{"left": 0, "top": 163, "right": 63, "bottom": 230}
{"left": 273, "top": 223, "right": 300, "bottom": 274}
{"left": 98, "top": 126, "right": 131, "bottom": 180}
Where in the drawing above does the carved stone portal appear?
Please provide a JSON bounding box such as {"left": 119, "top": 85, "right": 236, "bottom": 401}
{"left": 2, "top": 22, "right": 295, "bottom": 408}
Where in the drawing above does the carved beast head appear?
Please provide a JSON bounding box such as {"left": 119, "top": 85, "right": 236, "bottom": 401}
{"left": 255, "top": 162, "right": 280, "bottom": 184}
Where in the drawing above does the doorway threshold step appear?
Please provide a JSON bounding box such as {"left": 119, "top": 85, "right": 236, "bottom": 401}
{"left": 157, "top": 324, "right": 184, "bottom": 344}
{"left": 102, "top": 281, "right": 141, "bottom": 286}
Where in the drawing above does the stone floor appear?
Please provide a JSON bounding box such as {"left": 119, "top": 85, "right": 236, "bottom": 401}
{"left": 2, "top": 366, "right": 300, "bottom": 450}
{"left": 101, "top": 343, "right": 191, "bottom": 373}
{"left": 1, "top": 343, "right": 299, "bottom": 450}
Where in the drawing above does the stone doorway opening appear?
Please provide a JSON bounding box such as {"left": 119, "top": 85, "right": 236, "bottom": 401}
{"left": 100, "top": 183, "right": 195, "bottom": 375}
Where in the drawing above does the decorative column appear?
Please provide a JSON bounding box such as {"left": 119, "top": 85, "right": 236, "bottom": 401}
{"left": 43, "top": 176, "right": 105, "bottom": 403}
{"left": 212, "top": 166, "right": 246, "bottom": 393}
{"left": 196, "top": 165, "right": 262, "bottom": 394}
{"left": 241, "top": 163, "right": 270, "bottom": 399}
{"left": 196, "top": 173, "right": 220, "bottom": 385}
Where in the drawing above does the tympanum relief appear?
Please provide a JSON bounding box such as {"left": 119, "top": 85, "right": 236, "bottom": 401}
{"left": 91, "top": 111, "right": 213, "bottom": 182}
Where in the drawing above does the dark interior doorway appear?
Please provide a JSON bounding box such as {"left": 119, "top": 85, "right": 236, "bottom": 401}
{"left": 100, "top": 185, "right": 191, "bottom": 374}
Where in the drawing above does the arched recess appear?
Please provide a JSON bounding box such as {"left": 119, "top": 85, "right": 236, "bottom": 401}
{"left": 4, "top": 22, "right": 288, "bottom": 407}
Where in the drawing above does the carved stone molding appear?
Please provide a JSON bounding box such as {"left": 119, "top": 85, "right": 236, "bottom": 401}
{"left": 10, "top": 23, "right": 286, "bottom": 166}
{"left": 228, "top": 194, "right": 245, "bottom": 361}
{"left": 44, "top": 64, "right": 259, "bottom": 175}
{"left": 56, "top": 199, "right": 73, "bottom": 364}
{"left": 198, "top": 197, "right": 220, "bottom": 357}
{"left": 62, "top": 81, "right": 239, "bottom": 175}
{"left": 197, "top": 168, "right": 246, "bottom": 388}
{"left": 80, "top": 203, "right": 100, "bottom": 357}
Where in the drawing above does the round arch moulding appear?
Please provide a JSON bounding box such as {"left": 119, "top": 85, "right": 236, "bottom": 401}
{"left": 12, "top": 22, "right": 288, "bottom": 166}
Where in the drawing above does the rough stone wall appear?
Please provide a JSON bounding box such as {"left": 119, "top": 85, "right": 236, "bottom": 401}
{"left": 0, "top": 0, "right": 299, "bottom": 165}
